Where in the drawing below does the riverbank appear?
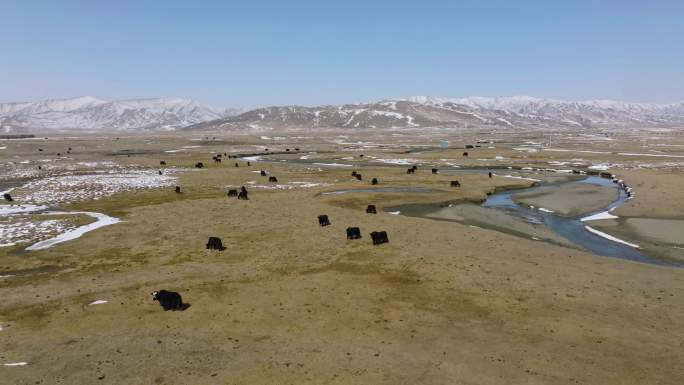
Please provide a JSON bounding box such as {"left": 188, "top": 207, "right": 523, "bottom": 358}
{"left": 513, "top": 183, "right": 618, "bottom": 217}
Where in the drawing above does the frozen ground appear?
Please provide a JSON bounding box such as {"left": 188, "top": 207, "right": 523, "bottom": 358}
{"left": 1, "top": 160, "right": 182, "bottom": 248}
{"left": 0, "top": 217, "right": 76, "bottom": 248}
{"left": 26, "top": 211, "right": 120, "bottom": 250}
{"left": 13, "top": 169, "right": 178, "bottom": 204}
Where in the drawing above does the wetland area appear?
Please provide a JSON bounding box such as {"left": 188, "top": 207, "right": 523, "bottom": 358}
{"left": 1, "top": 130, "right": 683, "bottom": 384}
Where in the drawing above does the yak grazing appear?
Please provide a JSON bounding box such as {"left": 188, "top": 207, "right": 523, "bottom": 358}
{"left": 206, "top": 237, "right": 226, "bottom": 250}
{"left": 370, "top": 231, "right": 389, "bottom": 245}
{"left": 152, "top": 290, "right": 186, "bottom": 311}
{"left": 318, "top": 215, "right": 331, "bottom": 226}
{"left": 346, "top": 227, "right": 362, "bottom": 240}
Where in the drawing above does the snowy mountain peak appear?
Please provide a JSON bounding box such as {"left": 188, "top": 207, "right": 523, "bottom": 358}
{"left": 0, "top": 97, "right": 242, "bottom": 133}
{"left": 191, "top": 95, "right": 684, "bottom": 131}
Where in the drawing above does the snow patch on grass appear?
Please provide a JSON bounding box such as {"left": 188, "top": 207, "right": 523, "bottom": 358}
{"left": 584, "top": 226, "right": 640, "bottom": 248}
{"left": 26, "top": 212, "right": 120, "bottom": 250}
{"left": 581, "top": 211, "right": 619, "bottom": 222}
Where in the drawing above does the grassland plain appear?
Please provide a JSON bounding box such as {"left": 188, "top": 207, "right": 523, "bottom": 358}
{"left": 1, "top": 130, "right": 683, "bottom": 384}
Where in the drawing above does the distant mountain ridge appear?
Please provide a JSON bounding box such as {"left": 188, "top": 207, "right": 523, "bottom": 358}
{"left": 0, "top": 96, "right": 242, "bottom": 133}
{"left": 3, "top": 95, "right": 684, "bottom": 132}
{"left": 190, "top": 96, "right": 684, "bottom": 131}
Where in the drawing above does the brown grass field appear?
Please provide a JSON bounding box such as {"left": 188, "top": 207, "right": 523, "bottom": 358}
{"left": 1, "top": 129, "right": 683, "bottom": 384}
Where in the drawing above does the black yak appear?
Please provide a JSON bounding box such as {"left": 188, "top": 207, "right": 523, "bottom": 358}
{"left": 3, "top": 193, "right": 13, "bottom": 202}
{"left": 371, "top": 178, "right": 378, "bottom": 185}
{"left": 462, "top": 152, "right": 469, "bottom": 157}
{"left": 175, "top": 186, "right": 181, "bottom": 194}
{"left": 160, "top": 160, "right": 166, "bottom": 166}
{"left": 152, "top": 290, "right": 185, "bottom": 311}
{"left": 206, "top": 237, "right": 225, "bottom": 250}
{"left": 355, "top": 174, "right": 362, "bottom": 181}
{"left": 346, "top": 227, "right": 361, "bottom": 239}
{"left": 227, "top": 189, "right": 238, "bottom": 197}
{"left": 488, "top": 172, "right": 492, "bottom": 178}
{"left": 432, "top": 168, "right": 438, "bottom": 174}
{"left": 195, "top": 162, "right": 204, "bottom": 168}
{"left": 450, "top": 180, "right": 461, "bottom": 188}
{"left": 351, "top": 171, "right": 358, "bottom": 177}
{"left": 318, "top": 215, "right": 331, "bottom": 226}
{"left": 407, "top": 168, "right": 415, "bottom": 174}
{"left": 366, "top": 205, "right": 377, "bottom": 214}
{"left": 269, "top": 176, "right": 278, "bottom": 183}
{"left": 370, "top": 231, "right": 389, "bottom": 245}
{"left": 260, "top": 170, "right": 267, "bottom": 176}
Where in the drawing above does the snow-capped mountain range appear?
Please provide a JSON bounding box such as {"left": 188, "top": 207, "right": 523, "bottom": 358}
{"left": 0, "top": 96, "right": 242, "bottom": 133}
{"left": 3, "top": 95, "right": 684, "bottom": 132}
{"left": 190, "top": 96, "right": 684, "bottom": 131}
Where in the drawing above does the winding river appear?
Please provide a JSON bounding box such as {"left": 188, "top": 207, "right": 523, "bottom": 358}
{"left": 480, "top": 176, "right": 677, "bottom": 266}
{"left": 245, "top": 153, "right": 679, "bottom": 267}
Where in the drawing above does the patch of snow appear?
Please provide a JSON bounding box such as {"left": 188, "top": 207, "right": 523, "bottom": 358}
{"left": 513, "top": 147, "right": 539, "bottom": 153}
{"left": 241, "top": 156, "right": 263, "bottom": 162}
{"left": 88, "top": 300, "right": 108, "bottom": 305}
{"left": 372, "top": 158, "right": 419, "bottom": 165}
{"left": 584, "top": 226, "right": 640, "bottom": 248}
{"left": 618, "top": 153, "right": 684, "bottom": 158}
{"left": 388, "top": 211, "right": 401, "bottom": 215}
{"left": 543, "top": 148, "right": 612, "bottom": 154}
{"left": 312, "top": 163, "right": 353, "bottom": 168}
{"left": 26, "top": 211, "right": 120, "bottom": 251}
{"left": 495, "top": 174, "right": 541, "bottom": 182}
{"left": 581, "top": 211, "right": 619, "bottom": 222}
{"left": 588, "top": 163, "right": 614, "bottom": 170}
{"left": 0, "top": 218, "right": 74, "bottom": 247}
{"left": 0, "top": 204, "right": 48, "bottom": 215}
{"left": 15, "top": 170, "right": 178, "bottom": 204}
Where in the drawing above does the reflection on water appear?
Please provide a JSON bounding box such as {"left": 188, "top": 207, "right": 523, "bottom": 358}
{"left": 481, "top": 176, "right": 678, "bottom": 266}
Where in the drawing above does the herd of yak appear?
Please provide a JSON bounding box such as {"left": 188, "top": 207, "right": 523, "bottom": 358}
{"left": 2, "top": 148, "right": 632, "bottom": 312}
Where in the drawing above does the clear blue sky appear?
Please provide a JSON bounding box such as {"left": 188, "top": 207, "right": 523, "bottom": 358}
{"left": 2, "top": 0, "right": 683, "bottom": 107}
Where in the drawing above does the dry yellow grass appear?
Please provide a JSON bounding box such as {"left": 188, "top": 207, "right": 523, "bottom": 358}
{"left": 1, "top": 131, "right": 683, "bottom": 384}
